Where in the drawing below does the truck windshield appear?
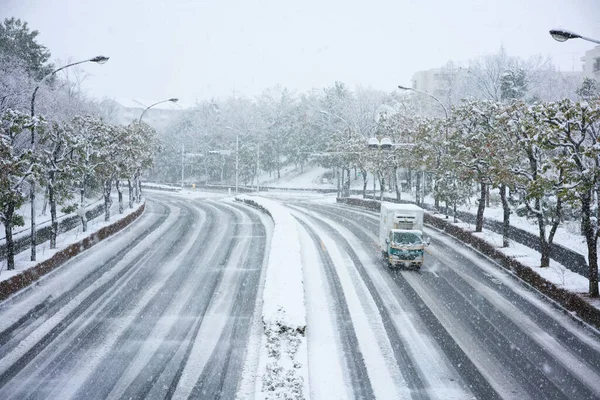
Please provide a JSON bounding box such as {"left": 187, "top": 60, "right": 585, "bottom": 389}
{"left": 392, "top": 232, "right": 422, "bottom": 245}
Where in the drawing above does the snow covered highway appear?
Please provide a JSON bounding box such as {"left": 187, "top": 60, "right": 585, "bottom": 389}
{"left": 2, "top": 191, "right": 600, "bottom": 400}
{"left": 0, "top": 193, "right": 269, "bottom": 399}
{"left": 287, "top": 199, "right": 600, "bottom": 400}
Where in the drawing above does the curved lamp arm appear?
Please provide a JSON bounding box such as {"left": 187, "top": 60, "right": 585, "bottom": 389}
{"left": 397, "top": 85, "right": 449, "bottom": 121}
{"left": 139, "top": 98, "right": 179, "bottom": 123}
{"left": 31, "top": 56, "right": 109, "bottom": 118}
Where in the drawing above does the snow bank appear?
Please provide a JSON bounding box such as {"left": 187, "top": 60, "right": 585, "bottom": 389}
{"left": 236, "top": 195, "right": 308, "bottom": 400}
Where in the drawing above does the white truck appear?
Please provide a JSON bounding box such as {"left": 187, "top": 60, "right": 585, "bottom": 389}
{"left": 379, "top": 202, "right": 429, "bottom": 269}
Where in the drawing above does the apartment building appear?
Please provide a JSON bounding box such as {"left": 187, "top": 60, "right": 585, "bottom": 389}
{"left": 581, "top": 45, "right": 600, "bottom": 81}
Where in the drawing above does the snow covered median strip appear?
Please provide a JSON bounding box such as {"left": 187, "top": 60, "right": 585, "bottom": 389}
{"left": 236, "top": 195, "right": 308, "bottom": 400}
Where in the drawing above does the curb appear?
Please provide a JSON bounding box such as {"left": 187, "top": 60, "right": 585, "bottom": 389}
{"left": 0, "top": 203, "right": 146, "bottom": 301}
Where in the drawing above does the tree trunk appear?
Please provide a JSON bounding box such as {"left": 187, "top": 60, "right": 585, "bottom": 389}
{"left": 378, "top": 172, "right": 385, "bottom": 201}
{"left": 581, "top": 189, "right": 599, "bottom": 296}
{"left": 362, "top": 169, "right": 368, "bottom": 199}
{"left": 500, "top": 184, "right": 510, "bottom": 247}
{"left": 336, "top": 169, "right": 341, "bottom": 198}
{"left": 276, "top": 157, "right": 281, "bottom": 179}
{"left": 534, "top": 197, "right": 550, "bottom": 268}
{"left": 79, "top": 183, "right": 87, "bottom": 232}
{"left": 116, "top": 179, "right": 123, "bottom": 214}
{"left": 394, "top": 166, "right": 401, "bottom": 201}
{"left": 345, "top": 167, "right": 351, "bottom": 197}
{"left": 137, "top": 172, "right": 142, "bottom": 203}
{"left": 137, "top": 170, "right": 142, "bottom": 201}
{"left": 42, "top": 187, "right": 48, "bottom": 216}
{"left": 104, "top": 178, "right": 113, "bottom": 222}
{"left": 4, "top": 202, "right": 15, "bottom": 270}
{"left": 373, "top": 171, "right": 376, "bottom": 200}
{"left": 49, "top": 181, "right": 58, "bottom": 249}
{"left": 128, "top": 179, "right": 134, "bottom": 209}
{"left": 30, "top": 184, "right": 36, "bottom": 262}
{"left": 415, "top": 172, "right": 421, "bottom": 205}
{"left": 453, "top": 201, "right": 458, "bottom": 223}
{"left": 475, "top": 181, "right": 486, "bottom": 232}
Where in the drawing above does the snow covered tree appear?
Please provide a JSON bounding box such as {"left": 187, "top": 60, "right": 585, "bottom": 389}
{"left": 500, "top": 101, "right": 564, "bottom": 263}
{"left": 0, "top": 109, "right": 41, "bottom": 269}
{"left": 448, "top": 99, "right": 503, "bottom": 232}
{"left": 576, "top": 78, "right": 600, "bottom": 101}
{"left": 70, "top": 116, "right": 110, "bottom": 231}
{"left": 0, "top": 55, "right": 34, "bottom": 113}
{"left": 500, "top": 68, "right": 528, "bottom": 102}
{"left": 257, "top": 86, "right": 297, "bottom": 180}
{"left": 540, "top": 99, "right": 600, "bottom": 296}
{"left": 38, "top": 120, "right": 77, "bottom": 248}
{"left": 0, "top": 17, "right": 53, "bottom": 81}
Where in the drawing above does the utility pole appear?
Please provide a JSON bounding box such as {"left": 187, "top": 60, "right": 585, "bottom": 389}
{"left": 257, "top": 145, "right": 260, "bottom": 192}
{"left": 235, "top": 134, "right": 239, "bottom": 195}
{"left": 181, "top": 143, "right": 184, "bottom": 188}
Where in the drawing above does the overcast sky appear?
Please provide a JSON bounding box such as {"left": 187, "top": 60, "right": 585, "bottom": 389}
{"left": 3, "top": 0, "right": 599, "bottom": 108}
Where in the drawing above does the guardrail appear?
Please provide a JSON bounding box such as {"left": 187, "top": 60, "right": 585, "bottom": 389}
{"left": 0, "top": 203, "right": 105, "bottom": 261}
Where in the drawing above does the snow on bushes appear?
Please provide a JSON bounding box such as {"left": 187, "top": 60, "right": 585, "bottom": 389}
{"left": 236, "top": 195, "right": 308, "bottom": 400}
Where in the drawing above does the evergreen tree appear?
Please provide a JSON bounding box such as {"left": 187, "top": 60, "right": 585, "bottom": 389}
{"left": 0, "top": 17, "right": 53, "bottom": 81}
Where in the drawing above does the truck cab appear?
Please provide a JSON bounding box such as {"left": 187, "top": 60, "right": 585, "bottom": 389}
{"left": 379, "top": 202, "right": 429, "bottom": 269}
{"left": 386, "top": 229, "right": 427, "bottom": 268}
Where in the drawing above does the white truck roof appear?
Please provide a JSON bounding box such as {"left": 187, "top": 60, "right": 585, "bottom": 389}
{"left": 380, "top": 202, "right": 424, "bottom": 212}
{"left": 390, "top": 229, "right": 422, "bottom": 235}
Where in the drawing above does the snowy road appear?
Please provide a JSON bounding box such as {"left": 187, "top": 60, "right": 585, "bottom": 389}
{"left": 289, "top": 200, "right": 600, "bottom": 400}
{"left": 0, "top": 193, "right": 270, "bottom": 399}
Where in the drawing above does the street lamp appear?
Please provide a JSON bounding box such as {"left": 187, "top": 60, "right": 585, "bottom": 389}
{"left": 225, "top": 126, "right": 243, "bottom": 195}
{"left": 397, "top": 85, "right": 449, "bottom": 122}
{"left": 28, "top": 55, "right": 109, "bottom": 261}
{"left": 31, "top": 55, "right": 109, "bottom": 121}
{"left": 549, "top": 29, "right": 600, "bottom": 45}
{"left": 139, "top": 98, "right": 178, "bottom": 123}
{"left": 319, "top": 109, "right": 352, "bottom": 130}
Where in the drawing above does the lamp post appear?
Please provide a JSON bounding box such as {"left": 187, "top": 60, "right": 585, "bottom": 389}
{"left": 549, "top": 29, "right": 600, "bottom": 45}
{"left": 137, "top": 98, "right": 177, "bottom": 192}
{"left": 28, "top": 55, "right": 109, "bottom": 261}
{"left": 31, "top": 56, "right": 109, "bottom": 121}
{"left": 225, "top": 126, "right": 242, "bottom": 195}
{"left": 139, "top": 98, "right": 178, "bottom": 124}
{"left": 397, "top": 85, "right": 448, "bottom": 123}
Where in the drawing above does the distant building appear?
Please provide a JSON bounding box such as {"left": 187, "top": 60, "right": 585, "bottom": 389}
{"left": 98, "top": 99, "right": 182, "bottom": 129}
{"left": 411, "top": 68, "right": 443, "bottom": 96}
{"left": 581, "top": 45, "right": 600, "bottom": 81}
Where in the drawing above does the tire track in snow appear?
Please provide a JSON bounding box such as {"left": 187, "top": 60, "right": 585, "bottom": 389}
{"left": 292, "top": 205, "right": 431, "bottom": 400}
{"left": 0, "top": 198, "right": 171, "bottom": 348}
{"left": 0, "top": 199, "right": 180, "bottom": 393}
{"left": 182, "top": 201, "right": 267, "bottom": 399}
{"left": 74, "top": 200, "right": 231, "bottom": 400}
{"left": 300, "top": 201, "right": 600, "bottom": 399}
{"left": 294, "top": 202, "right": 497, "bottom": 400}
